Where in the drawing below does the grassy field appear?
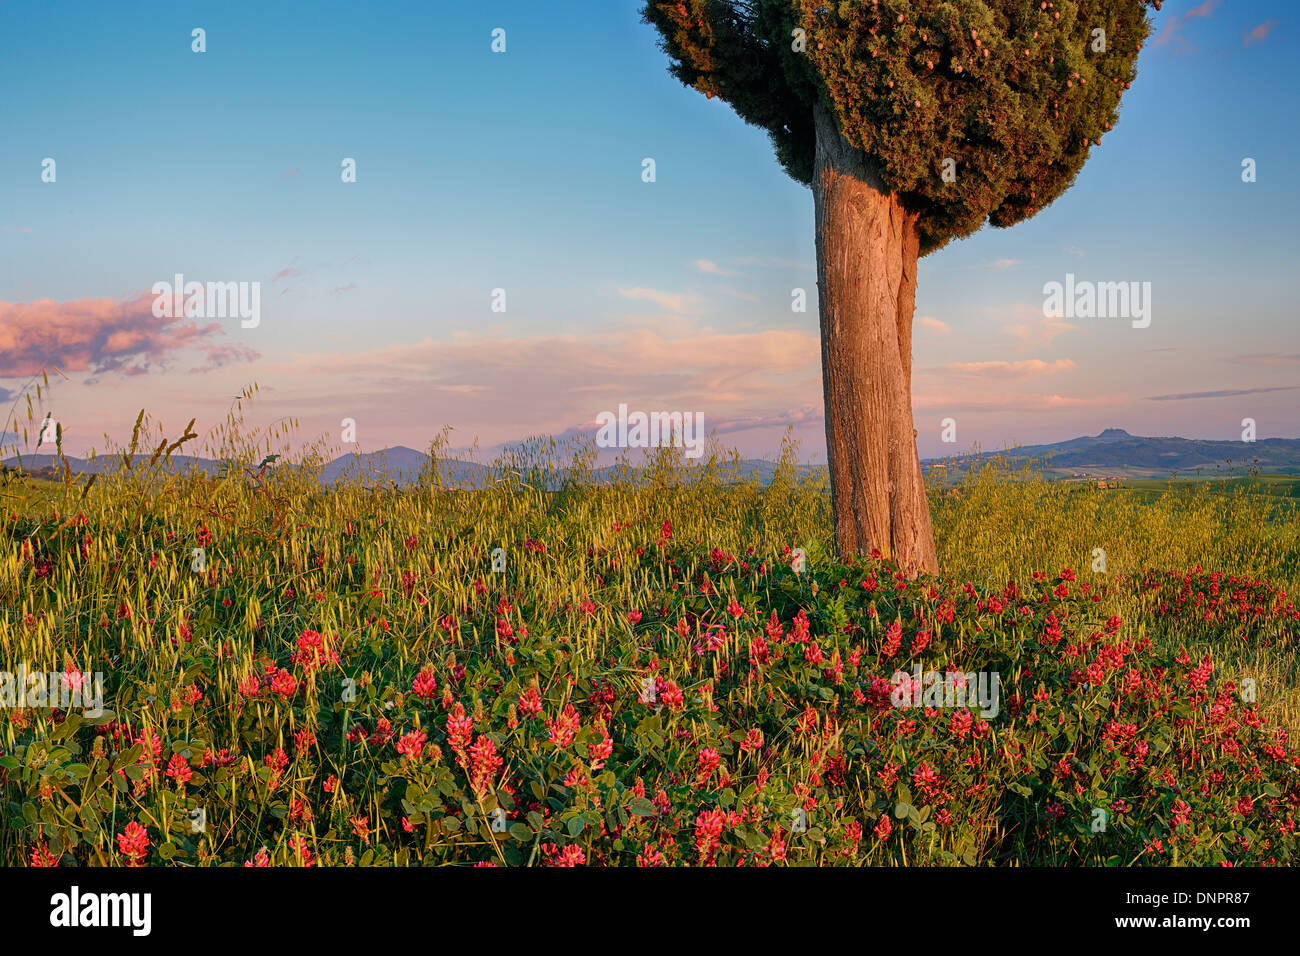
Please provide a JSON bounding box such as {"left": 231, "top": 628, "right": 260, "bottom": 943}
{"left": 1117, "top": 474, "right": 1300, "bottom": 500}
{"left": 1, "top": 436, "right": 1298, "bottom": 867}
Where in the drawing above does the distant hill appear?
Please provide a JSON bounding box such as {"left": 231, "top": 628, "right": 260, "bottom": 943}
{"left": 1, "top": 446, "right": 807, "bottom": 488}
{"left": 7, "top": 429, "right": 1299, "bottom": 486}
{"left": 2, "top": 453, "right": 224, "bottom": 479}
{"left": 1, "top": 447, "right": 486, "bottom": 487}
{"left": 320, "top": 446, "right": 452, "bottom": 485}
{"left": 923, "top": 428, "right": 1300, "bottom": 480}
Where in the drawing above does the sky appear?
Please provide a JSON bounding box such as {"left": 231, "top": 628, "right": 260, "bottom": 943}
{"left": 1, "top": 0, "right": 1296, "bottom": 464}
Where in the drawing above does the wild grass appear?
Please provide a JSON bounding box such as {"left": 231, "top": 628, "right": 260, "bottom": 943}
{"left": 1, "top": 405, "right": 1296, "bottom": 866}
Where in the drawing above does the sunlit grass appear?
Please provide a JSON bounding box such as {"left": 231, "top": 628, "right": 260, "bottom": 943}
{"left": 1, "top": 404, "right": 1296, "bottom": 866}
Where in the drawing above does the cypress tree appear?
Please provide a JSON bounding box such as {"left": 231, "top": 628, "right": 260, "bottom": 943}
{"left": 644, "top": 0, "right": 1161, "bottom": 573}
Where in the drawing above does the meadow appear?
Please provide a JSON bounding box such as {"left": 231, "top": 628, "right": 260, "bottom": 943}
{"left": 2, "top": 417, "right": 1298, "bottom": 867}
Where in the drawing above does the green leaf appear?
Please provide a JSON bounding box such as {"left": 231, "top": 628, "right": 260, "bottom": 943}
{"left": 113, "top": 744, "right": 143, "bottom": 771}
{"left": 509, "top": 823, "right": 533, "bottom": 842}
{"left": 628, "top": 797, "right": 657, "bottom": 817}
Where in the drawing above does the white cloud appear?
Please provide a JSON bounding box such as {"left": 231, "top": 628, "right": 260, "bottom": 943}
{"left": 917, "top": 315, "right": 950, "bottom": 336}
{"left": 617, "top": 286, "right": 700, "bottom": 313}
{"left": 693, "top": 259, "right": 741, "bottom": 277}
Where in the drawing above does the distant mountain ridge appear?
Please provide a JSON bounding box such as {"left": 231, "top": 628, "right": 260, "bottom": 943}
{"left": 6, "top": 429, "right": 1300, "bottom": 485}
{"left": 1, "top": 446, "right": 812, "bottom": 488}
{"left": 924, "top": 428, "right": 1300, "bottom": 479}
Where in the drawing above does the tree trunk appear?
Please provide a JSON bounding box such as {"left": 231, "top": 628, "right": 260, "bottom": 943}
{"left": 812, "top": 101, "right": 938, "bottom": 576}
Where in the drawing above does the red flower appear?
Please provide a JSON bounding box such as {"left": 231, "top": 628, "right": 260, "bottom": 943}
{"left": 547, "top": 704, "right": 581, "bottom": 748}
{"left": 693, "top": 809, "right": 726, "bottom": 862}
{"left": 396, "top": 730, "right": 427, "bottom": 761}
{"left": 446, "top": 703, "right": 474, "bottom": 754}
{"left": 292, "top": 630, "right": 339, "bottom": 672}
{"left": 165, "top": 753, "right": 193, "bottom": 786}
{"left": 881, "top": 620, "right": 903, "bottom": 657}
{"left": 117, "top": 821, "right": 150, "bottom": 865}
{"left": 269, "top": 668, "right": 298, "bottom": 698}
{"left": 288, "top": 835, "right": 315, "bottom": 866}
{"left": 29, "top": 842, "right": 60, "bottom": 867}
{"left": 468, "top": 735, "right": 503, "bottom": 795}
{"left": 767, "top": 828, "right": 788, "bottom": 862}
{"left": 412, "top": 665, "right": 438, "bottom": 700}
{"left": 696, "top": 747, "right": 721, "bottom": 786}
{"left": 637, "top": 844, "right": 666, "bottom": 866}
{"left": 517, "top": 685, "right": 543, "bottom": 718}
{"left": 588, "top": 726, "right": 614, "bottom": 769}
{"left": 873, "top": 815, "right": 892, "bottom": 841}
{"left": 544, "top": 844, "right": 586, "bottom": 867}
{"left": 658, "top": 680, "right": 684, "bottom": 711}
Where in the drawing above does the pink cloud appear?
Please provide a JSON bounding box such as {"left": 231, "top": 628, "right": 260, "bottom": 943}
{"left": 0, "top": 292, "right": 258, "bottom": 378}
{"left": 1153, "top": 19, "right": 1186, "bottom": 48}
{"left": 1229, "top": 352, "right": 1300, "bottom": 366}
{"left": 255, "top": 320, "right": 823, "bottom": 452}
{"left": 1155, "top": 1, "right": 1222, "bottom": 52}
{"left": 1243, "top": 20, "right": 1279, "bottom": 46}
{"left": 268, "top": 322, "right": 817, "bottom": 383}
{"left": 941, "top": 359, "right": 1076, "bottom": 379}
{"left": 913, "top": 391, "right": 1125, "bottom": 414}
{"left": 710, "top": 406, "right": 823, "bottom": 435}
{"left": 1000, "top": 308, "right": 1077, "bottom": 350}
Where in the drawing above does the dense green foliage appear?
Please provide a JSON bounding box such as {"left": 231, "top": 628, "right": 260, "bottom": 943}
{"left": 643, "top": 0, "right": 1162, "bottom": 252}
{"left": 2, "top": 433, "right": 1298, "bottom": 867}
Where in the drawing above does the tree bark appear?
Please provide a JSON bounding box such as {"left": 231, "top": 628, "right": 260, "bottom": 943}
{"left": 812, "top": 101, "right": 938, "bottom": 575}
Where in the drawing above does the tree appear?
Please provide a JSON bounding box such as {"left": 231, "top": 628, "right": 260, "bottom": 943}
{"left": 643, "top": 0, "right": 1161, "bottom": 574}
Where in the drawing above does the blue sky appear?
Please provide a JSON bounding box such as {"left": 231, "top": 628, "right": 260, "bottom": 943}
{"left": 1, "top": 0, "right": 1295, "bottom": 462}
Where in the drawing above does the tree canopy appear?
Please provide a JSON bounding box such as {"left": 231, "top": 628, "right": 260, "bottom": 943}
{"left": 643, "top": 0, "right": 1162, "bottom": 254}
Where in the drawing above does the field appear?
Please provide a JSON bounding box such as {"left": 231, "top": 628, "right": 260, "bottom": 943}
{"left": 2, "top": 434, "right": 1299, "bottom": 867}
